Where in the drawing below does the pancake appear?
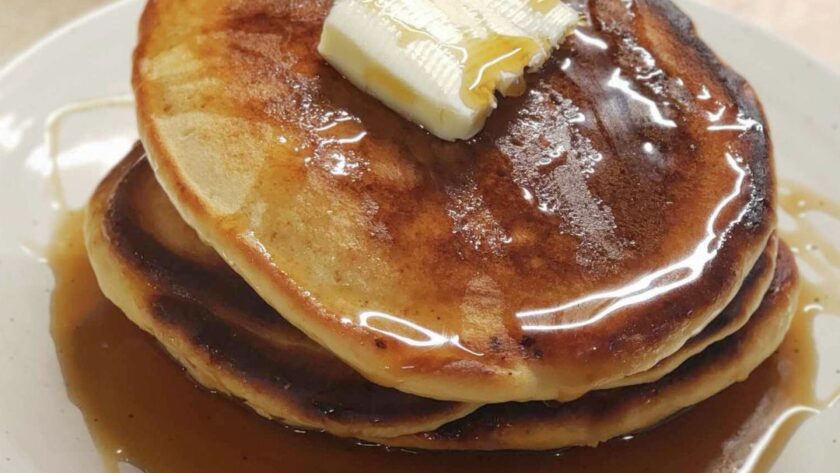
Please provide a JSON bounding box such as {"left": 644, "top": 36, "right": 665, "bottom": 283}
{"left": 602, "top": 234, "right": 777, "bottom": 389}
{"left": 133, "top": 0, "right": 776, "bottom": 402}
{"left": 373, "top": 245, "right": 799, "bottom": 450}
{"left": 84, "top": 144, "right": 479, "bottom": 439}
{"left": 86, "top": 145, "right": 781, "bottom": 441}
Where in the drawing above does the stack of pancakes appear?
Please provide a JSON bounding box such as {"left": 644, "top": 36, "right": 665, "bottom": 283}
{"left": 84, "top": 0, "right": 799, "bottom": 450}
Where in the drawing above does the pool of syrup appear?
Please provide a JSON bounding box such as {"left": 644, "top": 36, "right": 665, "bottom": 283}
{"left": 48, "top": 203, "right": 832, "bottom": 473}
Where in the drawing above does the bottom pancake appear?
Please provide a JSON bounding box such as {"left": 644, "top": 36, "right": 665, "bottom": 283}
{"left": 85, "top": 144, "right": 479, "bottom": 439}
{"left": 376, "top": 246, "right": 798, "bottom": 450}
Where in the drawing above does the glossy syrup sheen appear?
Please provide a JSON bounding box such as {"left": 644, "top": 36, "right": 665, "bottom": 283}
{"left": 50, "top": 210, "right": 826, "bottom": 473}
{"left": 132, "top": 0, "right": 778, "bottom": 401}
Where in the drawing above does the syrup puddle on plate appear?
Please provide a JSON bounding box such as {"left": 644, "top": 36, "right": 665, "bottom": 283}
{"left": 46, "top": 186, "right": 838, "bottom": 473}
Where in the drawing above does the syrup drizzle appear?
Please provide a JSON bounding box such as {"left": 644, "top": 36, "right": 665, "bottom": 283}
{"left": 779, "top": 181, "right": 840, "bottom": 408}
{"left": 44, "top": 95, "right": 135, "bottom": 211}
{"left": 13, "top": 95, "right": 135, "bottom": 260}
{"left": 780, "top": 182, "right": 840, "bottom": 317}
{"left": 44, "top": 108, "right": 839, "bottom": 473}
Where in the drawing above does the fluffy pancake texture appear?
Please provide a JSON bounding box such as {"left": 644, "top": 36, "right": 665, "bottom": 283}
{"left": 84, "top": 145, "right": 479, "bottom": 439}
{"left": 133, "top": 0, "right": 776, "bottom": 402}
{"left": 374, "top": 245, "right": 799, "bottom": 450}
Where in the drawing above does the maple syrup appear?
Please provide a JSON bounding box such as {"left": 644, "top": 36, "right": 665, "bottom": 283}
{"left": 49, "top": 209, "right": 828, "bottom": 473}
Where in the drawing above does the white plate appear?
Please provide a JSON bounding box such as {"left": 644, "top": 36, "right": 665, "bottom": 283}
{"left": 0, "top": 1, "right": 838, "bottom": 472}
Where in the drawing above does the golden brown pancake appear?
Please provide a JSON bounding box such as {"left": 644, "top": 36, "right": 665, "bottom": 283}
{"left": 374, "top": 245, "right": 799, "bottom": 450}
{"left": 87, "top": 145, "right": 782, "bottom": 443}
{"left": 603, "top": 234, "right": 777, "bottom": 389}
{"left": 133, "top": 0, "right": 776, "bottom": 402}
{"left": 84, "top": 145, "right": 479, "bottom": 439}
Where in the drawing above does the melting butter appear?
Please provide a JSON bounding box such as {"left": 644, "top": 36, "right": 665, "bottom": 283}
{"left": 318, "top": 0, "right": 579, "bottom": 141}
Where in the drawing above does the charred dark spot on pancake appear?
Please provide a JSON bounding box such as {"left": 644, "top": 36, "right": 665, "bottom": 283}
{"left": 148, "top": 293, "right": 459, "bottom": 424}
{"left": 374, "top": 338, "right": 387, "bottom": 349}
{"left": 519, "top": 336, "right": 544, "bottom": 360}
{"left": 520, "top": 336, "right": 536, "bottom": 349}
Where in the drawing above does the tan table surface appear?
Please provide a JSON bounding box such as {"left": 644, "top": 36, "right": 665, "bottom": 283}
{"left": 1, "top": 0, "right": 838, "bottom": 70}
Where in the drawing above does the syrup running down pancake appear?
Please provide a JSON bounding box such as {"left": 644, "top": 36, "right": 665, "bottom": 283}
{"left": 84, "top": 144, "right": 790, "bottom": 449}
{"left": 134, "top": 0, "right": 776, "bottom": 403}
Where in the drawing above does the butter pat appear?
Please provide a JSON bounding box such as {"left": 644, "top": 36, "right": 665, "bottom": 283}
{"left": 318, "top": 0, "right": 579, "bottom": 141}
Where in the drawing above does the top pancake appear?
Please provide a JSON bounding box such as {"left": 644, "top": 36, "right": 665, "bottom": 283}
{"left": 133, "top": 0, "right": 776, "bottom": 402}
